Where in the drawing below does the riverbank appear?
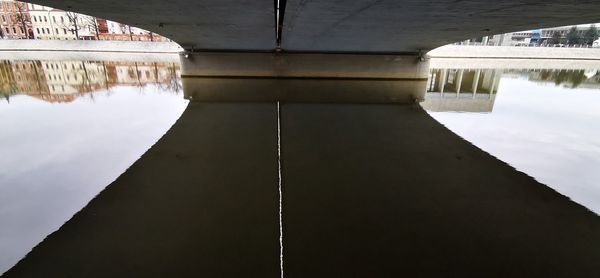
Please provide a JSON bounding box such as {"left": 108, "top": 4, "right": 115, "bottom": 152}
{"left": 0, "top": 39, "right": 182, "bottom": 53}
{"left": 429, "top": 45, "right": 600, "bottom": 60}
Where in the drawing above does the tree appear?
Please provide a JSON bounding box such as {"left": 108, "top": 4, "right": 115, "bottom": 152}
{"left": 13, "top": 1, "right": 32, "bottom": 39}
{"left": 60, "top": 12, "right": 96, "bottom": 40}
{"left": 566, "top": 26, "right": 582, "bottom": 45}
{"left": 59, "top": 13, "right": 98, "bottom": 40}
{"left": 128, "top": 25, "right": 133, "bottom": 41}
{"left": 61, "top": 12, "right": 82, "bottom": 39}
{"left": 570, "top": 70, "right": 586, "bottom": 88}
{"left": 550, "top": 31, "right": 562, "bottom": 44}
{"left": 583, "top": 25, "right": 598, "bottom": 45}
{"left": 82, "top": 16, "right": 99, "bottom": 39}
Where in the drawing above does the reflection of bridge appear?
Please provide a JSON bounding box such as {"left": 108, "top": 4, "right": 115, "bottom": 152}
{"left": 7, "top": 1, "right": 600, "bottom": 276}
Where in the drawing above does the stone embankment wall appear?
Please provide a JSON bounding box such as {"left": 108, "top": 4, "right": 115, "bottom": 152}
{"left": 0, "top": 39, "right": 182, "bottom": 53}
{"left": 429, "top": 45, "right": 600, "bottom": 60}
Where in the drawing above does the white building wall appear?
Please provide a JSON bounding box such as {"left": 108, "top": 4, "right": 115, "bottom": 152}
{"left": 29, "top": 3, "right": 96, "bottom": 40}
{"left": 106, "top": 20, "right": 125, "bottom": 34}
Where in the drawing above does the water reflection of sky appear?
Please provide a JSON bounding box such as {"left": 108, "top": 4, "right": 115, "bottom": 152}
{"left": 0, "top": 60, "right": 188, "bottom": 274}
{"left": 426, "top": 73, "right": 600, "bottom": 214}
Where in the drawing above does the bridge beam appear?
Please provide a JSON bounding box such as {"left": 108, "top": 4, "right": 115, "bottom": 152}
{"left": 180, "top": 52, "right": 430, "bottom": 103}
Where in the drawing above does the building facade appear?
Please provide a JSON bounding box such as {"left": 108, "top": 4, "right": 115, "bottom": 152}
{"left": 0, "top": 0, "right": 33, "bottom": 39}
{"left": 29, "top": 3, "right": 96, "bottom": 40}
{"left": 463, "top": 24, "right": 600, "bottom": 47}
{"left": 0, "top": 1, "right": 168, "bottom": 41}
{"left": 96, "top": 18, "right": 169, "bottom": 41}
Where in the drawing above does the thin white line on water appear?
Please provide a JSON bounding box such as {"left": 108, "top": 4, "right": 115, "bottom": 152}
{"left": 277, "top": 101, "right": 284, "bottom": 278}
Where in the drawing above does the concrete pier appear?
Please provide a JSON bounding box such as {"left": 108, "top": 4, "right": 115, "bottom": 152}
{"left": 180, "top": 52, "right": 429, "bottom": 103}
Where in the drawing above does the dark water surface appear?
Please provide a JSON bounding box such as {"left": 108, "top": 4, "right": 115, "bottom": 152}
{"left": 2, "top": 56, "right": 600, "bottom": 274}
{"left": 0, "top": 58, "right": 188, "bottom": 274}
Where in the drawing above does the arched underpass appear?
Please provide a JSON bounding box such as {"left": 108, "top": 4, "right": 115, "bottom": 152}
{"left": 5, "top": 1, "right": 600, "bottom": 277}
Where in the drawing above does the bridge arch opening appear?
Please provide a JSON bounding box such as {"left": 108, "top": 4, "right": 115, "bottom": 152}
{"left": 2, "top": 0, "right": 175, "bottom": 43}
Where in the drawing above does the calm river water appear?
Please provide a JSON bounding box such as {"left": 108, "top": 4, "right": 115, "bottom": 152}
{"left": 423, "top": 65, "right": 600, "bottom": 215}
{"left": 0, "top": 58, "right": 188, "bottom": 274}
{"left": 1, "top": 56, "right": 600, "bottom": 274}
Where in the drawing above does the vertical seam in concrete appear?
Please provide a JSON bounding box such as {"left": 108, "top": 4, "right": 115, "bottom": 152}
{"left": 275, "top": 0, "right": 280, "bottom": 43}
{"left": 277, "top": 101, "right": 284, "bottom": 278}
{"left": 275, "top": 0, "right": 287, "bottom": 47}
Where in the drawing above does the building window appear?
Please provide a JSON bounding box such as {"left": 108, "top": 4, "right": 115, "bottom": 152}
{"left": 52, "top": 16, "right": 56, "bottom": 22}
{"left": 1, "top": 15, "right": 5, "bottom": 22}
{"left": 55, "top": 28, "right": 58, "bottom": 34}
{"left": 12, "top": 27, "right": 16, "bottom": 34}
{"left": 44, "top": 16, "right": 47, "bottom": 22}
{"left": 63, "top": 28, "right": 66, "bottom": 34}
{"left": 41, "top": 28, "right": 45, "bottom": 34}
{"left": 36, "top": 28, "right": 39, "bottom": 34}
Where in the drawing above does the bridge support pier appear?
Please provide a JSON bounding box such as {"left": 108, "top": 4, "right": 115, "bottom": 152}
{"left": 180, "top": 52, "right": 430, "bottom": 103}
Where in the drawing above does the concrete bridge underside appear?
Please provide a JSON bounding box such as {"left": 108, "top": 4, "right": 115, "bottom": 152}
{"left": 27, "top": 0, "right": 600, "bottom": 53}
{"left": 6, "top": 1, "right": 600, "bottom": 277}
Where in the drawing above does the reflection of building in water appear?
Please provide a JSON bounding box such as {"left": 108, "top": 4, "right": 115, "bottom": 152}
{"left": 114, "top": 62, "right": 173, "bottom": 85}
{"left": 0, "top": 59, "right": 181, "bottom": 103}
{"left": 108, "top": 61, "right": 181, "bottom": 92}
{"left": 0, "top": 60, "right": 16, "bottom": 101}
{"left": 422, "top": 69, "right": 501, "bottom": 112}
{"left": 42, "top": 61, "right": 106, "bottom": 97}
{"left": 11, "top": 61, "right": 50, "bottom": 99}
